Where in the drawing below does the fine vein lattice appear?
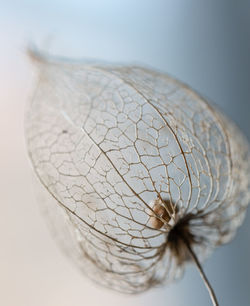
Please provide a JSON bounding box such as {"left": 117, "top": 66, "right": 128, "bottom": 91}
{"left": 25, "top": 51, "right": 250, "bottom": 300}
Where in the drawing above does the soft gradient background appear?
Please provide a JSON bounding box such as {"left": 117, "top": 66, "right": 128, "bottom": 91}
{"left": 0, "top": 1, "right": 250, "bottom": 306}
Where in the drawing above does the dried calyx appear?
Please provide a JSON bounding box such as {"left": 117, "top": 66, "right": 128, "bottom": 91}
{"left": 25, "top": 51, "right": 250, "bottom": 306}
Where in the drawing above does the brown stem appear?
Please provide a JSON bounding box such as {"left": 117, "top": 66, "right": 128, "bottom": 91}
{"left": 181, "top": 237, "right": 219, "bottom": 306}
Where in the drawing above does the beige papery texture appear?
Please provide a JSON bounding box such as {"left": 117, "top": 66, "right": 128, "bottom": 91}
{"left": 25, "top": 52, "right": 250, "bottom": 294}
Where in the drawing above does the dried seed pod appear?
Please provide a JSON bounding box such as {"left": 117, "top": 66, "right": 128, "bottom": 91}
{"left": 25, "top": 50, "right": 250, "bottom": 304}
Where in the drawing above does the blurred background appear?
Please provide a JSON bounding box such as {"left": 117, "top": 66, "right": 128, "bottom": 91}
{"left": 0, "top": 1, "right": 249, "bottom": 305}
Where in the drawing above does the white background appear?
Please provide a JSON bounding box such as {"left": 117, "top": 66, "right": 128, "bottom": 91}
{"left": 0, "top": 1, "right": 249, "bottom": 305}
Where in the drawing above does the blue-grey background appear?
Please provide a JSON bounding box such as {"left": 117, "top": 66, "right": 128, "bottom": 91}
{"left": 0, "top": 1, "right": 249, "bottom": 306}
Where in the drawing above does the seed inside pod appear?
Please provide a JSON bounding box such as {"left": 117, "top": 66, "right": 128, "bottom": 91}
{"left": 149, "top": 198, "right": 176, "bottom": 229}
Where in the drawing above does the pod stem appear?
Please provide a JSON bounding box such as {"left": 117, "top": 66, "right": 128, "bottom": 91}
{"left": 181, "top": 236, "right": 219, "bottom": 306}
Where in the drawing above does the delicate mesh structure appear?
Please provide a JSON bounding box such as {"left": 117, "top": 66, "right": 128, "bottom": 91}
{"left": 25, "top": 52, "right": 250, "bottom": 293}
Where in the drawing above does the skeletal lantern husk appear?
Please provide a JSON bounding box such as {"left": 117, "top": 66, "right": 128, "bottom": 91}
{"left": 25, "top": 51, "right": 250, "bottom": 294}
